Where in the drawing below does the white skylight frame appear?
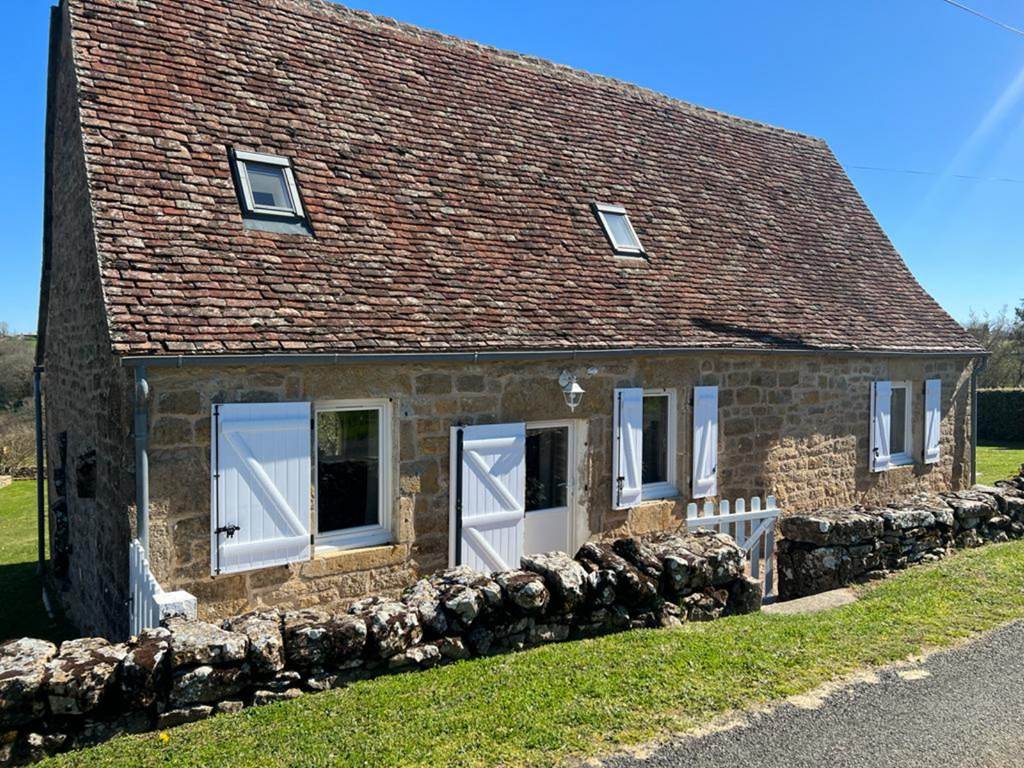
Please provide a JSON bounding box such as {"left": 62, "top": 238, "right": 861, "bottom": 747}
{"left": 233, "top": 149, "right": 305, "bottom": 219}
{"left": 593, "top": 202, "right": 645, "bottom": 256}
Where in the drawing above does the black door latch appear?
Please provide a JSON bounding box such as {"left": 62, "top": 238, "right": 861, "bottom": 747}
{"left": 215, "top": 524, "right": 241, "bottom": 539}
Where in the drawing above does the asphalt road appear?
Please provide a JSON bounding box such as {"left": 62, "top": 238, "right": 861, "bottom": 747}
{"left": 601, "top": 621, "right": 1024, "bottom": 768}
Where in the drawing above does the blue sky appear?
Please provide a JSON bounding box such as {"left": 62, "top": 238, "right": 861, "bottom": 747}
{"left": 2, "top": 0, "right": 1023, "bottom": 333}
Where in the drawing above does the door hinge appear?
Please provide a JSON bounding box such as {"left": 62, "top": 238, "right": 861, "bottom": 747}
{"left": 215, "top": 524, "right": 241, "bottom": 539}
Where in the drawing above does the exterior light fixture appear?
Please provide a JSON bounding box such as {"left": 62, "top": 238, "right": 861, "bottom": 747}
{"left": 559, "top": 371, "right": 585, "bottom": 412}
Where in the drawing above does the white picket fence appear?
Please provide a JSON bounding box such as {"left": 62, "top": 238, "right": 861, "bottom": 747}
{"left": 129, "top": 538, "right": 197, "bottom": 637}
{"left": 686, "top": 496, "right": 780, "bottom": 598}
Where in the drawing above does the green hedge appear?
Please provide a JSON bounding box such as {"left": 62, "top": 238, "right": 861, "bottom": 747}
{"left": 979, "top": 389, "right": 1024, "bottom": 442}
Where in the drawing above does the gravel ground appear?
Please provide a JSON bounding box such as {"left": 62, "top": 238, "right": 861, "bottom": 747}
{"left": 601, "top": 621, "right": 1024, "bottom": 768}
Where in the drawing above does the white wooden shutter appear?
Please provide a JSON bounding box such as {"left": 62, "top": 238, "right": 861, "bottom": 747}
{"left": 457, "top": 423, "right": 526, "bottom": 572}
{"left": 870, "top": 381, "right": 892, "bottom": 472}
{"left": 613, "top": 388, "right": 643, "bottom": 509}
{"left": 692, "top": 386, "right": 719, "bottom": 498}
{"left": 212, "top": 402, "right": 312, "bottom": 575}
{"left": 924, "top": 379, "right": 941, "bottom": 464}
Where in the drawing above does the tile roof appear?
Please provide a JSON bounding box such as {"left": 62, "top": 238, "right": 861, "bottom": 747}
{"left": 63, "top": 0, "right": 982, "bottom": 356}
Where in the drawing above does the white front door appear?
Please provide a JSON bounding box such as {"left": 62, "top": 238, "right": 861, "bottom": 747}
{"left": 523, "top": 420, "right": 577, "bottom": 556}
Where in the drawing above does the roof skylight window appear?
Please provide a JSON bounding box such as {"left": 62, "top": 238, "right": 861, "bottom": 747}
{"left": 232, "top": 150, "right": 305, "bottom": 219}
{"left": 593, "top": 203, "right": 644, "bottom": 256}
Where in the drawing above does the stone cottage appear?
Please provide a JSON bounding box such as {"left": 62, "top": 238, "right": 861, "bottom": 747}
{"left": 37, "top": 0, "right": 985, "bottom": 639}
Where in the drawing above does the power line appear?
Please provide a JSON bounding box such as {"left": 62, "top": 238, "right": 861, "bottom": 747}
{"left": 848, "top": 164, "right": 1024, "bottom": 184}
{"left": 938, "top": 0, "right": 1024, "bottom": 38}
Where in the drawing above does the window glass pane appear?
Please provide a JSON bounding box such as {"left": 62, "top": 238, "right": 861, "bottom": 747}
{"left": 525, "top": 427, "right": 568, "bottom": 512}
{"left": 246, "top": 163, "right": 293, "bottom": 210}
{"left": 603, "top": 212, "right": 640, "bottom": 250}
{"left": 890, "top": 386, "right": 907, "bottom": 455}
{"left": 317, "top": 409, "right": 379, "bottom": 533}
{"left": 642, "top": 395, "right": 668, "bottom": 484}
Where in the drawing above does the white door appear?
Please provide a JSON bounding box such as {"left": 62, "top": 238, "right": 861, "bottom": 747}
{"left": 452, "top": 423, "right": 526, "bottom": 572}
{"left": 523, "top": 421, "right": 577, "bottom": 556}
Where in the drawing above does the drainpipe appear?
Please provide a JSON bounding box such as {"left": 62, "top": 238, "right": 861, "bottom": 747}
{"left": 33, "top": 366, "right": 45, "bottom": 576}
{"left": 133, "top": 366, "right": 150, "bottom": 554}
{"left": 971, "top": 355, "right": 988, "bottom": 486}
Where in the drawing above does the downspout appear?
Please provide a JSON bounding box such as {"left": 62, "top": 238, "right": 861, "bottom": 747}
{"left": 34, "top": 366, "right": 45, "bottom": 575}
{"left": 971, "top": 355, "right": 988, "bottom": 486}
{"left": 133, "top": 366, "right": 150, "bottom": 554}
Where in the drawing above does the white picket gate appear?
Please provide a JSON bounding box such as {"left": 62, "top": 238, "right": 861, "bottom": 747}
{"left": 686, "top": 496, "right": 780, "bottom": 598}
{"left": 129, "top": 538, "right": 197, "bottom": 637}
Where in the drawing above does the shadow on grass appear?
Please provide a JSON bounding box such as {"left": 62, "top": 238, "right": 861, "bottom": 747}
{"left": 0, "top": 561, "right": 75, "bottom": 644}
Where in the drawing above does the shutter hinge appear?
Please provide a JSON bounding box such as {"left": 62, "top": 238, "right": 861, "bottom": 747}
{"left": 215, "top": 524, "right": 241, "bottom": 539}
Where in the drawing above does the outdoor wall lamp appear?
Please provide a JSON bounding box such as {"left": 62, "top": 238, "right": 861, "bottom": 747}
{"left": 558, "top": 370, "right": 586, "bottom": 412}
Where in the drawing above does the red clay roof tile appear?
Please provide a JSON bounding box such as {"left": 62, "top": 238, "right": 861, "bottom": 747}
{"left": 64, "top": 0, "right": 982, "bottom": 356}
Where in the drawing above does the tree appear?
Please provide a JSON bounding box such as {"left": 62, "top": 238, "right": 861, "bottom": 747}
{"left": 965, "top": 301, "right": 1024, "bottom": 388}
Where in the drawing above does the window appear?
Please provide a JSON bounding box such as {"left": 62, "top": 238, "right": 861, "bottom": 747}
{"left": 641, "top": 389, "right": 677, "bottom": 499}
{"left": 525, "top": 425, "right": 569, "bottom": 512}
{"left": 232, "top": 150, "right": 305, "bottom": 219}
{"left": 314, "top": 400, "right": 391, "bottom": 550}
{"left": 593, "top": 202, "right": 644, "bottom": 256}
{"left": 889, "top": 381, "right": 913, "bottom": 465}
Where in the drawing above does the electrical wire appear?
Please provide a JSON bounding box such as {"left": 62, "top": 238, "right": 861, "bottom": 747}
{"left": 938, "top": 0, "right": 1024, "bottom": 38}
{"left": 848, "top": 164, "right": 1024, "bottom": 184}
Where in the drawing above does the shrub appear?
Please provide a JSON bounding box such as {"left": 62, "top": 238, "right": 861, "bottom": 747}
{"left": 0, "top": 404, "right": 35, "bottom": 475}
{"left": 978, "top": 388, "right": 1024, "bottom": 442}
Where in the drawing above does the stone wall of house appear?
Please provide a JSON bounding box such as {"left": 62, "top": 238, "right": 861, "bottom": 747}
{"left": 143, "top": 351, "right": 974, "bottom": 622}
{"left": 777, "top": 473, "right": 1024, "bottom": 599}
{"left": 0, "top": 530, "right": 759, "bottom": 766}
{"left": 40, "top": 4, "right": 135, "bottom": 639}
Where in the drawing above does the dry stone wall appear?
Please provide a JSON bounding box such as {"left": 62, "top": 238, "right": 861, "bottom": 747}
{"left": 0, "top": 530, "right": 760, "bottom": 766}
{"left": 777, "top": 468, "right": 1024, "bottom": 600}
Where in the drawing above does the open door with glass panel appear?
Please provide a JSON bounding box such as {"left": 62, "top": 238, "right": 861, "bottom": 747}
{"left": 523, "top": 420, "right": 577, "bottom": 556}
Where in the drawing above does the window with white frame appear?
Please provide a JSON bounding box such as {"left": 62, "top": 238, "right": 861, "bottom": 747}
{"left": 888, "top": 381, "right": 913, "bottom": 465}
{"left": 592, "top": 202, "right": 645, "bottom": 256}
{"left": 231, "top": 149, "right": 305, "bottom": 219}
{"left": 314, "top": 400, "right": 391, "bottom": 550}
{"left": 870, "top": 380, "right": 914, "bottom": 472}
{"left": 641, "top": 389, "right": 677, "bottom": 499}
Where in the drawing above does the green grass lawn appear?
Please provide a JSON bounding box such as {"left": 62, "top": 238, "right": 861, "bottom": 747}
{"left": 38, "top": 540, "right": 1024, "bottom": 768}
{"left": 0, "top": 480, "right": 73, "bottom": 642}
{"left": 977, "top": 441, "right": 1024, "bottom": 484}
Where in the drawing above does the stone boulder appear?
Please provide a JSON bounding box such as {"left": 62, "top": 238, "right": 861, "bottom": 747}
{"left": 495, "top": 570, "right": 550, "bottom": 614}
{"left": 401, "top": 579, "right": 448, "bottom": 637}
{"left": 679, "top": 530, "right": 746, "bottom": 585}
{"left": 576, "top": 542, "right": 657, "bottom": 608}
{"left": 520, "top": 552, "right": 587, "bottom": 612}
{"left": 165, "top": 618, "right": 248, "bottom": 669}
{"left": 729, "top": 576, "right": 764, "bottom": 615}
{"left": 425, "top": 566, "right": 503, "bottom": 630}
{"left": 223, "top": 612, "right": 285, "bottom": 676}
{"left": 0, "top": 637, "right": 57, "bottom": 729}
{"left": 169, "top": 664, "right": 250, "bottom": 706}
{"left": 942, "top": 490, "right": 999, "bottom": 527}
{"left": 779, "top": 509, "right": 883, "bottom": 547}
{"left": 43, "top": 638, "right": 127, "bottom": 716}
{"left": 120, "top": 627, "right": 170, "bottom": 708}
{"left": 348, "top": 598, "right": 421, "bottom": 660}
{"left": 281, "top": 609, "right": 366, "bottom": 672}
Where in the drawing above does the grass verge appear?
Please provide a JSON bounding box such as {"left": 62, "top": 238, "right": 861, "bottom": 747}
{"left": 39, "top": 540, "right": 1024, "bottom": 768}
{"left": 0, "top": 480, "right": 73, "bottom": 643}
{"left": 977, "top": 440, "right": 1024, "bottom": 484}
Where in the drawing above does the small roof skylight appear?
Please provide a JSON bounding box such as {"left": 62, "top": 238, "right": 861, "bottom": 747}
{"left": 232, "top": 149, "right": 305, "bottom": 219}
{"left": 593, "top": 203, "right": 644, "bottom": 256}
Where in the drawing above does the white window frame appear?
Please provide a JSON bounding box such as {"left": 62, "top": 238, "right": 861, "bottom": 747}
{"left": 593, "top": 202, "right": 645, "bottom": 256}
{"left": 233, "top": 149, "right": 305, "bottom": 218}
{"left": 313, "top": 398, "right": 392, "bottom": 553}
{"left": 887, "top": 380, "right": 914, "bottom": 467}
{"left": 641, "top": 388, "right": 678, "bottom": 500}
